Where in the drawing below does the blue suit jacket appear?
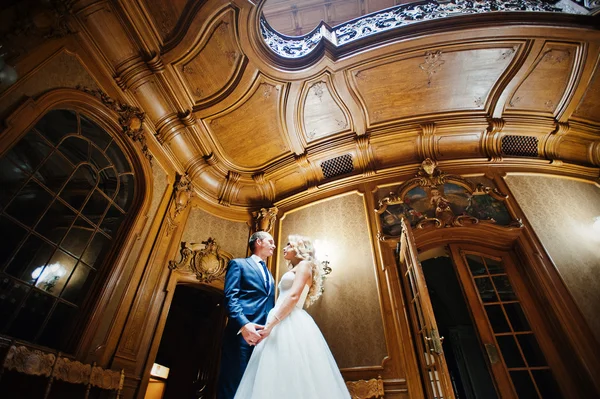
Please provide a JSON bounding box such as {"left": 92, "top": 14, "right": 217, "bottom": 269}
{"left": 218, "top": 257, "right": 275, "bottom": 399}
{"left": 223, "top": 257, "right": 275, "bottom": 333}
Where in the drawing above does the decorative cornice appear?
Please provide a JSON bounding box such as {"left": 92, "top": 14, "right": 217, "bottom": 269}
{"left": 76, "top": 86, "right": 153, "bottom": 164}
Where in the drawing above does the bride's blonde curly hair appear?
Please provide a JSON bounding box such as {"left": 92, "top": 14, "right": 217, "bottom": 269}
{"left": 285, "top": 235, "right": 323, "bottom": 307}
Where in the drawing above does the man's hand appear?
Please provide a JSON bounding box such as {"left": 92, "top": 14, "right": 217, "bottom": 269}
{"left": 257, "top": 325, "right": 273, "bottom": 342}
{"left": 241, "top": 323, "right": 263, "bottom": 346}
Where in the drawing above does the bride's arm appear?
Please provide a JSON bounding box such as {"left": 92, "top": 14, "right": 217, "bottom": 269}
{"left": 259, "top": 261, "right": 312, "bottom": 338}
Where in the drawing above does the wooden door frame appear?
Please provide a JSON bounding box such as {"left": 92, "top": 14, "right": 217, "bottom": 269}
{"left": 412, "top": 222, "right": 600, "bottom": 398}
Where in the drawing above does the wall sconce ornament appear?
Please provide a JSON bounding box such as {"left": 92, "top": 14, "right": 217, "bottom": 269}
{"left": 168, "top": 238, "right": 232, "bottom": 284}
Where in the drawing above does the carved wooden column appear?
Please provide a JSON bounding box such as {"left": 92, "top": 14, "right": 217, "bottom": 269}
{"left": 110, "top": 173, "right": 193, "bottom": 399}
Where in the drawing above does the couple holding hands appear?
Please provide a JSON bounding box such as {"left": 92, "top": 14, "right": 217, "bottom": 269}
{"left": 217, "top": 231, "right": 351, "bottom": 399}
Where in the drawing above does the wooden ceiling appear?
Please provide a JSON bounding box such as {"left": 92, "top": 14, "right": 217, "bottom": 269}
{"left": 46, "top": 1, "right": 600, "bottom": 216}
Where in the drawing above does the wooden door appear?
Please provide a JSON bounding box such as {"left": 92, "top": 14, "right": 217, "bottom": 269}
{"left": 450, "top": 245, "right": 563, "bottom": 399}
{"left": 397, "top": 219, "right": 455, "bottom": 399}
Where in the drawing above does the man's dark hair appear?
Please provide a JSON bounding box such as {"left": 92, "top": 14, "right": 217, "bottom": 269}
{"left": 249, "top": 231, "right": 271, "bottom": 252}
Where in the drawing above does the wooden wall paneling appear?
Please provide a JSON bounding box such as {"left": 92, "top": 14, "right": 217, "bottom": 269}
{"left": 493, "top": 171, "right": 600, "bottom": 396}
{"left": 111, "top": 177, "right": 194, "bottom": 399}
{"left": 363, "top": 185, "right": 424, "bottom": 399}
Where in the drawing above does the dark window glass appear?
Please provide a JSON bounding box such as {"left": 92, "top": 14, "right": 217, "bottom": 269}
{"left": 4, "top": 130, "right": 52, "bottom": 175}
{"left": 106, "top": 141, "right": 131, "bottom": 173}
{"left": 485, "top": 304, "right": 510, "bottom": 333}
{"left": 0, "top": 156, "right": 29, "bottom": 209}
{"left": 115, "top": 174, "right": 135, "bottom": 211}
{"left": 517, "top": 334, "right": 547, "bottom": 367}
{"left": 0, "top": 276, "right": 30, "bottom": 332}
{"left": 100, "top": 205, "right": 125, "bottom": 237}
{"left": 497, "top": 335, "right": 525, "bottom": 368}
{"left": 509, "top": 371, "right": 537, "bottom": 398}
{"left": 475, "top": 277, "right": 498, "bottom": 303}
{"left": 0, "top": 216, "right": 28, "bottom": 268}
{"left": 5, "top": 181, "right": 53, "bottom": 227}
{"left": 38, "top": 302, "right": 79, "bottom": 351}
{"left": 5, "top": 235, "right": 54, "bottom": 281}
{"left": 492, "top": 276, "right": 518, "bottom": 301}
{"left": 35, "top": 151, "right": 74, "bottom": 193}
{"left": 90, "top": 145, "right": 110, "bottom": 171}
{"left": 81, "top": 233, "right": 111, "bottom": 267}
{"left": 61, "top": 219, "right": 94, "bottom": 258}
{"left": 35, "top": 200, "right": 76, "bottom": 244}
{"left": 8, "top": 290, "right": 55, "bottom": 341}
{"left": 98, "top": 167, "right": 118, "bottom": 198}
{"left": 504, "top": 303, "right": 530, "bottom": 332}
{"left": 485, "top": 257, "right": 504, "bottom": 274}
{"left": 35, "top": 110, "right": 78, "bottom": 144}
{"left": 61, "top": 263, "right": 94, "bottom": 306}
{"left": 82, "top": 190, "right": 110, "bottom": 225}
{"left": 60, "top": 136, "right": 89, "bottom": 165}
{"left": 81, "top": 116, "right": 112, "bottom": 150}
{"left": 60, "top": 165, "right": 97, "bottom": 210}
{"left": 466, "top": 254, "right": 486, "bottom": 276}
{"left": 0, "top": 109, "right": 136, "bottom": 353}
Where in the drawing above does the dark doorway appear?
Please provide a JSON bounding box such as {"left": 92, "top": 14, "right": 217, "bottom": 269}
{"left": 153, "top": 285, "right": 225, "bottom": 399}
{"left": 420, "top": 251, "right": 498, "bottom": 399}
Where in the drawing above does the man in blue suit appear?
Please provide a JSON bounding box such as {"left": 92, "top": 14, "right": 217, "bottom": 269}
{"left": 217, "top": 231, "right": 276, "bottom": 399}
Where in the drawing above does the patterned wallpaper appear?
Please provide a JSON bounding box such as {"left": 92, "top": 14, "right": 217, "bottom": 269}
{"left": 278, "top": 192, "right": 387, "bottom": 369}
{"left": 181, "top": 206, "right": 250, "bottom": 259}
{"left": 504, "top": 174, "right": 600, "bottom": 343}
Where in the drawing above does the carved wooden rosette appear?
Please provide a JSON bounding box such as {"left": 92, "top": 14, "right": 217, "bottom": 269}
{"left": 3, "top": 345, "right": 55, "bottom": 377}
{"left": 168, "top": 238, "right": 232, "bottom": 283}
{"left": 251, "top": 206, "right": 278, "bottom": 233}
{"left": 76, "top": 86, "right": 153, "bottom": 165}
{"left": 376, "top": 159, "right": 516, "bottom": 236}
{"left": 345, "top": 376, "right": 385, "bottom": 399}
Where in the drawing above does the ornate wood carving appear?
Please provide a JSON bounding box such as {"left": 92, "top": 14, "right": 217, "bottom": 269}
{"left": 172, "top": 173, "right": 194, "bottom": 219}
{"left": 76, "top": 86, "right": 153, "bottom": 164}
{"left": 3, "top": 345, "right": 55, "bottom": 377}
{"left": 345, "top": 376, "right": 385, "bottom": 399}
{"left": 168, "top": 238, "right": 232, "bottom": 283}
{"left": 53, "top": 357, "right": 91, "bottom": 384}
{"left": 251, "top": 207, "right": 278, "bottom": 233}
{"left": 376, "top": 159, "right": 517, "bottom": 236}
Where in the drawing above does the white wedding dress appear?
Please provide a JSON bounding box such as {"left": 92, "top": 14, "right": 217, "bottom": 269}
{"left": 234, "top": 271, "right": 351, "bottom": 399}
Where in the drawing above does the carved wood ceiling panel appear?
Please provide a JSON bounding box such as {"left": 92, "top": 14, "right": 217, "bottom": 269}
{"left": 171, "top": 9, "right": 245, "bottom": 107}
{"left": 573, "top": 57, "right": 600, "bottom": 123}
{"left": 143, "top": 0, "right": 189, "bottom": 41}
{"left": 204, "top": 78, "right": 290, "bottom": 170}
{"left": 349, "top": 45, "right": 519, "bottom": 125}
{"left": 507, "top": 43, "right": 578, "bottom": 114}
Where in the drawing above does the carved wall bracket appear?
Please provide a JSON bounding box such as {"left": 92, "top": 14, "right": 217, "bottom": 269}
{"left": 251, "top": 207, "right": 278, "bottom": 234}
{"left": 168, "top": 238, "right": 232, "bottom": 283}
{"left": 76, "top": 86, "right": 153, "bottom": 165}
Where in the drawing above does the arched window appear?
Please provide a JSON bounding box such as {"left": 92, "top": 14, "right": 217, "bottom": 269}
{"left": 0, "top": 109, "right": 136, "bottom": 352}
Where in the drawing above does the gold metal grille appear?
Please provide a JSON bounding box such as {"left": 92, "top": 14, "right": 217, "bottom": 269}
{"left": 320, "top": 154, "right": 354, "bottom": 179}
{"left": 501, "top": 135, "right": 538, "bottom": 157}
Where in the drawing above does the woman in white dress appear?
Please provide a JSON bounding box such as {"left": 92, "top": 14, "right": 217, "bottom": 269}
{"left": 233, "top": 235, "right": 351, "bottom": 399}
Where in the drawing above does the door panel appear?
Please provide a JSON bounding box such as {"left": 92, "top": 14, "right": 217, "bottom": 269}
{"left": 397, "top": 219, "right": 455, "bottom": 399}
{"left": 450, "top": 246, "right": 563, "bottom": 399}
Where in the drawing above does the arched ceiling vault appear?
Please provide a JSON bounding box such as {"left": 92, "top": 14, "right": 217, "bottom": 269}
{"left": 68, "top": 0, "right": 600, "bottom": 219}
